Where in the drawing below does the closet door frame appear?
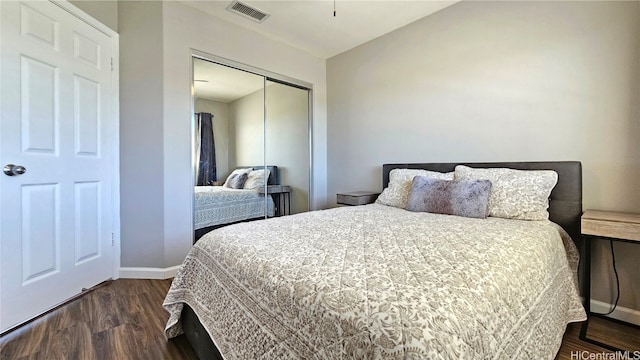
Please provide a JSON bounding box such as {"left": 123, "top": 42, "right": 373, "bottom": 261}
{"left": 190, "top": 50, "right": 314, "bottom": 233}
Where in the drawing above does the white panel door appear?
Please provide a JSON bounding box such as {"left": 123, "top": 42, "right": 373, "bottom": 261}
{"left": 0, "top": 1, "right": 115, "bottom": 332}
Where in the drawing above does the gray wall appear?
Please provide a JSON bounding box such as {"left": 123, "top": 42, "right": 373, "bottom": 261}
{"left": 69, "top": 0, "right": 118, "bottom": 32}
{"left": 229, "top": 89, "right": 265, "bottom": 169}
{"left": 117, "top": 1, "right": 165, "bottom": 268}
{"left": 327, "top": 1, "right": 640, "bottom": 311}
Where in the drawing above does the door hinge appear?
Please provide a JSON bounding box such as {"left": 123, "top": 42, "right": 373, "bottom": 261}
{"left": 111, "top": 233, "right": 115, "bottom": 246}
{"left": 110, "top": 57, "right": 114, "bottom": 71}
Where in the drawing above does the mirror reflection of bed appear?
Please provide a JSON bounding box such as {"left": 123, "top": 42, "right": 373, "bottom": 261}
{"left": 192, "top": 57, "right": 311, "bottom": 242}
{"left": 193, "top": 166, "right": 278, "bottom": 241}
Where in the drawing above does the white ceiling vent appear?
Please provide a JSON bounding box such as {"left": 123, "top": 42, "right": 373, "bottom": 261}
{"left": 226, "top": 1, "right": 270, "bottom": 23}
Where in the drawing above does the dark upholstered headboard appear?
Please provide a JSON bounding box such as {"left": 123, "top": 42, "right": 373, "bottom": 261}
{"left": 241, "top": 166, "right": 280, "bottom": 185}
{"left": 382, "top": 162, "right": 582, "bottom": 241}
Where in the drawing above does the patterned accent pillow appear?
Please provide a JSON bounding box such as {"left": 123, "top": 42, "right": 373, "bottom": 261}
{"left": 225, "top": 173, "right": 248, "bottom": 189}
{"left": 376, "top": 169, "right": 454, "bottom": 208}
{"left": 454, "top": 165, "right": 558, "bottom": 220}
{"left": 405, "top": 177, "right": 492, "bottom": 218}
{"left": 243, "top": 168, "right": 271, "bottom": 190}
{"left": 223, "top": 168, "right": 252, "bottom": 188}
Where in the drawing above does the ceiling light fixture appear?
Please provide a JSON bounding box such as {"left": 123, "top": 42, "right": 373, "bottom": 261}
{"left": 333, "top": 0, "right": 336, "bottom": 16}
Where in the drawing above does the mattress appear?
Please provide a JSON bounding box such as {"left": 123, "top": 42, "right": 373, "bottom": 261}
{"left": 165, "top": 204, "right": 585, "bottom": 359}
{"left": 194, "top": 186, "right": 275, "bottom": 230}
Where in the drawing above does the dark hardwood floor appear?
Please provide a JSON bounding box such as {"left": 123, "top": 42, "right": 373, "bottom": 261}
{"left": 1, "top": 279, "right": 638, "bottom": 359}
{"left": 0, "top": 279, "right": 196, "bottom": 360}
{"left": 557, "top": 316, "right": 640, "bottom": 359}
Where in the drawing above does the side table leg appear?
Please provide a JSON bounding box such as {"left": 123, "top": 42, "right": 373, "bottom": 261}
{"left": 579, "top": 236, "right": 591, "bottom": 340}
{"left": 287, "top": 192, "right": 290, "bottom": 215}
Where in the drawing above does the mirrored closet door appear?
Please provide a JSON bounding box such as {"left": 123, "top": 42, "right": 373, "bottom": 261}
{"left": 265, "top": 80, "right": 310, "bottom": 216}
{"left": 192, "top": 56, "right": 311, "bottom": 242}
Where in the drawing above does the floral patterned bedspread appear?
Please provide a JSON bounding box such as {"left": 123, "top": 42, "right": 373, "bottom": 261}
{"left": 194, "top": 186, "right": 275, "bottom": 229}
{"left": 164, "top": 204, "right": 585, "bottom": 359}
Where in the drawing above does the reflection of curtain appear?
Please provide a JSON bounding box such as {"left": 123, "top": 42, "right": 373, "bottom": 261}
{"left": 196, "top": 112, "right": 216, "bottom": 185}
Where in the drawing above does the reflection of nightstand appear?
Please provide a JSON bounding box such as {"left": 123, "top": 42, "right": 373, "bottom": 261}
{"left": 337, "top": 191, "right": 380, "bottom": 206}
{"left": 580, "top": 209, "right": 640, "bottom": 352}
{"left": 258, "top": 185, "right": 291, "bottom": 216}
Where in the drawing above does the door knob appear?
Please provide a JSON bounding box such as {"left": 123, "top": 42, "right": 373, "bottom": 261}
{"left": 3, "top": 164, "right": 26, "bottom": 176}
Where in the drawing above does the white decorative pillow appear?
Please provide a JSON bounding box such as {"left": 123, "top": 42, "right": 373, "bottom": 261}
{"left": 243, "top": 168, "right": 271, "bottom": 190}
{"left": 376, "top": 169, "right": 454, "bottom": 208}
{"left": 454, "top": 165, "right": 558, "bottom": 220}
{"left": 223, "top": 168, "right": 252, "bottom": 188}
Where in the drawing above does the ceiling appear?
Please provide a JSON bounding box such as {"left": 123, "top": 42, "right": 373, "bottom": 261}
{"left": 194, "top": 58, "right": 265, "bottom": 103}
{"left": 180, "top": 0, "right": 460, "bottom": 59}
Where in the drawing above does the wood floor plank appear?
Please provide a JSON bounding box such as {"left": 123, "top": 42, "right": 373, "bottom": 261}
{"left": 46, "top": 322, "right": 97, "bottom": 360}
{"left": 0, "top": 319, "right": 51, "bottom": 359}
{"left": 83, "top": 291, "right": 122, "bottom": 335}
{"left": 93, "top": 323, "right": 156, "bottom": 360}
{"left": 1, "top": 279, "right": 637, "bottom": 360}
{"left": 557, "top": 318, "right": 640, "bottom": 359}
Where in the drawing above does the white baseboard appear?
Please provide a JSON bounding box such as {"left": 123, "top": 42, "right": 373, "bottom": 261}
{"left": 590, "top": 299, "right": 640, "bottom": 326}
{"left": 118, "top": 265, "right": 181, "bottom": 279}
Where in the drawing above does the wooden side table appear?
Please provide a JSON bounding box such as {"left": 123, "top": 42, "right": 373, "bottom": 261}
{"left": 258, "top": 185, "right": 291, "bottom": 216}
{"left": 337, "top": 191, "right": 380, "bottom": 206}
{"left": 580, "top": 209, "right": 640, "bottom": 351}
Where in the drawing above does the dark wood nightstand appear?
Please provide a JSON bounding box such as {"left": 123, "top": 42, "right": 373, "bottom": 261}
{"left": 258, "top": 185, "right": 291, "bottom": 216}
{"left": 336, "top": 191, "right": 380, "bottom": 206}
{"left": 580, "top": 209, "right": 640, "bottom": 352}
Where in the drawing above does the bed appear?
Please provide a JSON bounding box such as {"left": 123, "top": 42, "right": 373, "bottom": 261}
{"left": 194, "top": 166, "right": 278, "bottom": 240}
{"left": 167, "top": 161, "right": 586, "bottom": 359}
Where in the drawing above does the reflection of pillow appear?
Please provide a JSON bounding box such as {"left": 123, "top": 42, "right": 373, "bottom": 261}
{"left": 376, "top": 169, "right": 454, "bottom": 208}
{"left": 225, "top": 173, "right": 248, "bottom": 189}
{"left": 454, "top": 165, "right": 558, "bottom": 220}
{"left": 243, "top": 168, "right": 271, "bottom": 190}
{"left": 223, "top": 168, "right": 252, "bottom": 188}
{"left": 405, "top": 177, "right": 492, "bottom": 219}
